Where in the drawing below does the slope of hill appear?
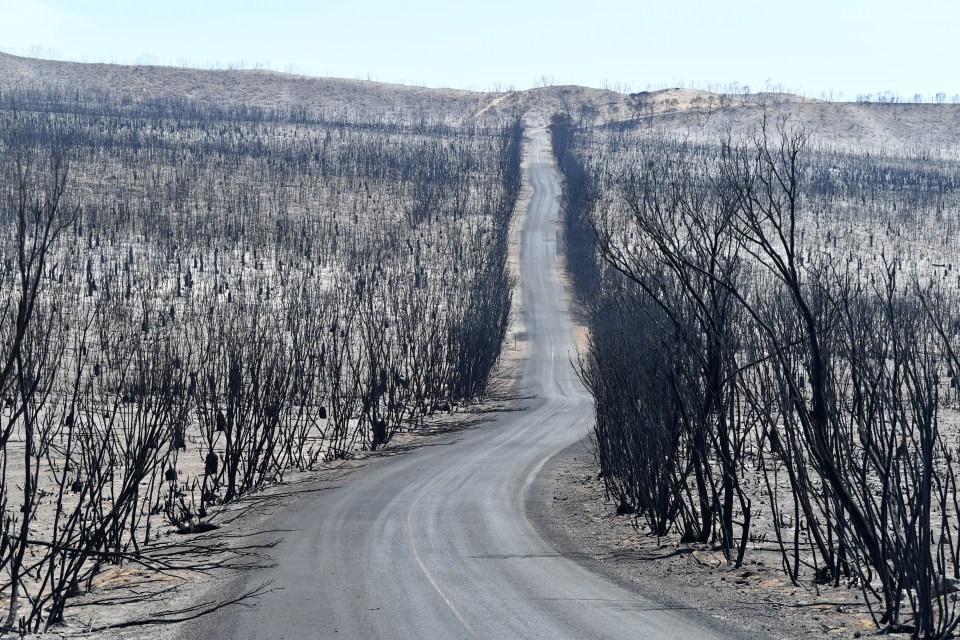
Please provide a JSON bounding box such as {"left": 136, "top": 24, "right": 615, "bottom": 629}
{"left": 4, "top": 51, "right": 960, "bottom": 155}
{"left": 0, "top": 51, "right": 488, "bottom": 120}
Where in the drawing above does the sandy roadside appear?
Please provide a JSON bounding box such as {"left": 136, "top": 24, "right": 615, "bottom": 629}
{"left": 17, "top": 401, "right": 518, "bottom": 640}
{"left": 527, "top": 442, "right": 878, "bottom": 640}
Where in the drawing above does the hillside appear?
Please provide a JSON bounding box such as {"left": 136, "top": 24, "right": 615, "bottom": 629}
{"left": 0, "top": 51, "right": 488, "bottom": 120}
{"left": 4, "top": 53, "right": 960, "bottom": 154}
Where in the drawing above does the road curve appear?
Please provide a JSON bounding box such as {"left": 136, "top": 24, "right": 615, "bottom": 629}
{"left": 194, "top": 129, "right": 736, "bottom": 639}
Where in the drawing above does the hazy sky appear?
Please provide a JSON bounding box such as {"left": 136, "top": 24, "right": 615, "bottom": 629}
{"left": 1, "top": 0, "right": 957, "bottom": 99}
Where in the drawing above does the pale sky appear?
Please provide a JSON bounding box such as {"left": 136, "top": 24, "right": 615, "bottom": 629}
{"left": 0, "top": 0, "right": 957, "bottom": 100}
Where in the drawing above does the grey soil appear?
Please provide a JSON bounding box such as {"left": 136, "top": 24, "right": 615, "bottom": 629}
{"left": 528, "top": 440, "right": 875, "bottom": 639}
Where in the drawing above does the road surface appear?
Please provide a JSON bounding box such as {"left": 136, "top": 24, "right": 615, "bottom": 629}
{"left": 195, "top": 129, "right": 736, "bottom": 639}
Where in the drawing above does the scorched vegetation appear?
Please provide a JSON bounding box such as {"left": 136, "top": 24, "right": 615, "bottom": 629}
{"left": 554, "top": 112, "right": 960, "bottom": 638}
{"left": 0, "top": 86, "right": 522, "bottom": 633}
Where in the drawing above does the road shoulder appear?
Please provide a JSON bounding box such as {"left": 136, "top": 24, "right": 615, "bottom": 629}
{"left": 526, "top": 439, "right": 871, "bottom": 640}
